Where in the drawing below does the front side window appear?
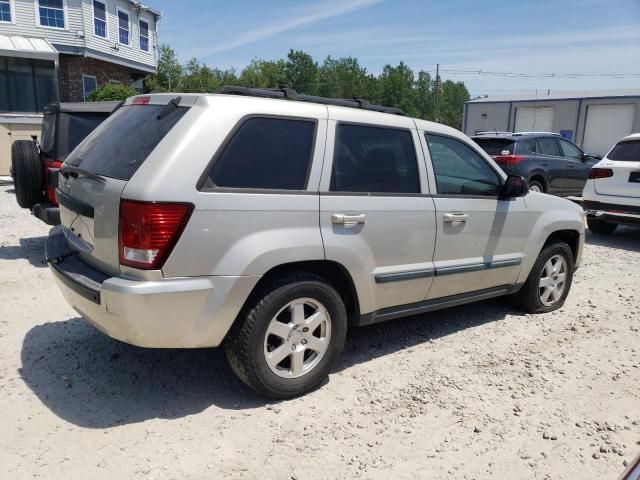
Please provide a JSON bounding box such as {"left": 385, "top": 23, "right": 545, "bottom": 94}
{"left": 93, "top": 0, "right": 106, "bottom": 37}
{"left": 537, "top": 137, "right": 561, "bottom": 157}
{"left": 207, "top": 117, "right": 316, "bottom": 190}
{"left": 558, "top": 138, "right": 583, "bottom": 159}
{"left": 139, "top": 20, "right": 149, "bottom": 51}
{"left": 118, "top": 10, "right": 129, "bottom": 45}
{"left": 331, "top": 124, "right": 420, "bottom": 193}
{"left": 39, "top": 0, "right": 65, "bottom": 28}
{"left": 0, "top": 0, "right": 12, "bottom": 23}
{"left": 426, "top": 134, "right": 501, "bottom": 196}
{"left": 82, "top": 75, "right": 97, "bottom": 101}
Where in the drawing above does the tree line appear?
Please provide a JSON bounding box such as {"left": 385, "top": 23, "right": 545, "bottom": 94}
{"left": 145, "top": 45, "right": 470, "bottom": 130}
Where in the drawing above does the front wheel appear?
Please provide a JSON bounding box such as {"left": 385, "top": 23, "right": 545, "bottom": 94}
{"left": 225, "top": 273, "right": 347, "bottom": 399}
{"left": 511, "top": 242, "right": 574, "bottom": 313}
{"left": 587, "top": 218, "right": 617, "bottom": 235}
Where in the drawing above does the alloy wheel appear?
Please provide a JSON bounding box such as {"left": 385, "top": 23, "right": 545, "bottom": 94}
{"left": 538, "top": 254, "right": 567, "bottom": 306}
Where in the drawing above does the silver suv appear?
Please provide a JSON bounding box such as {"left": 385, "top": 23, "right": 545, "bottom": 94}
{"left": 46, "top": 87, "right": 586, "bottom": 398}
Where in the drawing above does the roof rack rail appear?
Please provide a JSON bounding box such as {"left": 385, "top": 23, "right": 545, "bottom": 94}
{"left": 512, "top": 131, "right": 560, "bottom": 136}
{"left": 474, "top": 131, "right": 513, "bottom": 136}
{"left": 215, "top": 85, "right": 406, "bottom": 116}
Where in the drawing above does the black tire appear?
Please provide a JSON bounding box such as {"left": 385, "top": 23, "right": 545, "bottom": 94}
{"left": 225, "top": 272, "right": 347, "bottom": 399}
{"left": 12, "top": 140, "right": 43, "bottom": 209}
{"left": 528, "top": 179, "right": 545, "bottom": 193}
{"left": 587, "top": 218, "right": 617, "bottom": 235}
{"left": 511, "top": 242, "right": 574, "bottom": 314}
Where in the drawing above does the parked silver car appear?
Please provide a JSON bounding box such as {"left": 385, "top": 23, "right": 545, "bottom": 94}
{"left": 46, "top": 87, "right": 586, "bottom": 398}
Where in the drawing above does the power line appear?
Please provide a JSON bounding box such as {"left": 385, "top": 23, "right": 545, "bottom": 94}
{"left": 436, "top": 68, "right": 640, "bottom": 79}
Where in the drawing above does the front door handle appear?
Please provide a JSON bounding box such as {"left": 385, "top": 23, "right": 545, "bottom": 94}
{"left": 332, "top": 213, "right": 366, "bottom": 226}
{"left": 443, "top": 213, "right": 468, "bottom": 224}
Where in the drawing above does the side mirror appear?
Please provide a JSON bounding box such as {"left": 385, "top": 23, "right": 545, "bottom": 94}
{"left": 500, "top": 175, "right": 528, "bottom": 198}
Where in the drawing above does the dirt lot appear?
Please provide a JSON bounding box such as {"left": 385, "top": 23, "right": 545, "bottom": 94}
{"left": 0, "top": 181, "right": 638, "bottom": 480}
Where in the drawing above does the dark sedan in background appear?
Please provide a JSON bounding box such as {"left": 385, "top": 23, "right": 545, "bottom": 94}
{"left": 472, "top": 132, "right": 600, "bottom": 197}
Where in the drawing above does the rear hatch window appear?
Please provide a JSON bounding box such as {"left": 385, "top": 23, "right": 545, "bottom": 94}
{"left": 473, "top": 138, "right": 516, "bottom": 155}
{"left": 607, "top": 140, "right": 640, "bottom": 161}
{"left": 64, "top": 103, "right": 188, "bottom": 180}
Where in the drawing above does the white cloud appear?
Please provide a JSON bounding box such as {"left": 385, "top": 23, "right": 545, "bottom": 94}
{"left": 190, "top": 0, "right": 384, "bottom": 57}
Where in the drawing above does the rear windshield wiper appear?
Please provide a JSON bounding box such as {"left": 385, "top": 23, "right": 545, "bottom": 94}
{"left": 60, "top": 164, "right": 106, "bottom": 183}
{"left": 157, "top": 96, "right": 182, "bottom": 120}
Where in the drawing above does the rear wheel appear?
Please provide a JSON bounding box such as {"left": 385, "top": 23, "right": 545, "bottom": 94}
{"left": 528, "top": 180, "right": 544, "bottom": 193}
{"left": 225, "top": 273, "right": 347, "bottom": 399}
{"left": 587, "top": 218, "right": 617, "bottom": 235}
{"left": 511, "top": 242, "right": 574, "bottom": 313}
{"left": 11, "top": 140, "right": 43, "bottom": 209}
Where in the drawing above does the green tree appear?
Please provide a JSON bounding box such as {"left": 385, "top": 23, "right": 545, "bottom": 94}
{"left": 239, "top": 59, "right": 287, "bottom": 88}
{"left": 284, "top": 50, "right": 319, "bottom": 94}
{"left": 318, "top": 56, "right": 370, "bottom": 99}
{"left": 87, "top": 83, "right": 138, "bottom": 101}
{"left": 379, "top": 62, "right": 418, "bottom": 116}
{"left": 438, "top": 80, "right": 470, "bottom": 129}
{"left": 146, "top": 44, "right": 182, "bottom": 92}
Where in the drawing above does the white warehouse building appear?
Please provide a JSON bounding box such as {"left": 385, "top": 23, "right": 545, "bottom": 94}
{"left": 462, "top": 89, "right": 640, "bottom": 156}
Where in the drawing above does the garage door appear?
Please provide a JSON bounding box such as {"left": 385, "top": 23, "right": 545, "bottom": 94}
{"left": 514, "top": 107, "right": 554, "bottom": 133}
{"left": 582, "top": 104, "right": 635, "bottom": 156}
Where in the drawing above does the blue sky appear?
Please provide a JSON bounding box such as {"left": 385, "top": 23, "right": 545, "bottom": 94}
{"left": 152, "top": 0, "right": 640, "bottom": 97}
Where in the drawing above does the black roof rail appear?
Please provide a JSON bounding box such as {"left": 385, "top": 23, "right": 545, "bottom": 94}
{"left": 215, "top": 85, "right": 406, "bottom": 116}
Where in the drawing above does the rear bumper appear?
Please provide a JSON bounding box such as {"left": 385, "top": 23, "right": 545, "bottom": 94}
{"left": 583, "top": 200, "right": 640, "bottom": 226}
{"left": 32, "top": 202, "right": 60, "bottom": 225}
{"left": 46, "top": 229, "right": 259, "bottom": 348}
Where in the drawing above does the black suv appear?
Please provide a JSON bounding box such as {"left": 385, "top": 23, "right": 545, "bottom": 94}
{"left": 11, "top": 101, "right": 119, "bottom": 224}
{"left": 472, "top": 132, "right": 600, "bottom": 197}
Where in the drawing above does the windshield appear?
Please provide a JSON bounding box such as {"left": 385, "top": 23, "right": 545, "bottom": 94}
{"left": 473, "top": 138, "right": 515, "bottom": 156}
{"left": 608, "top": 140, "right": 640, "bottom": 162}
{"left": 65, "top": 104, "right": 188, "bottom": 181}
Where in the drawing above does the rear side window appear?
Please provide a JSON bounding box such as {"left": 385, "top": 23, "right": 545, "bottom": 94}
{"left": 558, "top": 138, "right": 583, "bottom": 159}
{"left": 473, "top": 138, "right": 515, "bottom": 155}
{"left": 207, "top": 117, "right": 316, "bottom": 190}
{"left": 537, "top": 138, "right": 560, "bottom": 156}
{"left": 40, "top": 113, "right": 56, "bottom": 157}
{"left": 66, "top": 104, "right": 188, "bottom": 180}
{"left": 331, "top": 124, "right": 420, "bottom": 193}
{"left": 607, "top": 140, "right": 640, "bottom": 161}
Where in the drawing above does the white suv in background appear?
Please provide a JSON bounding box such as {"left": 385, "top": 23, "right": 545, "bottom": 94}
{"left": 583, "top": 134, "right": 640, "bottom": 234}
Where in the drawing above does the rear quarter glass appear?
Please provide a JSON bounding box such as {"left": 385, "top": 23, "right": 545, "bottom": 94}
{"left": 64, "top": 105, "right": 188, "bottom": 181}
{"left": 607, "top": 140, "right": 640, "bottom": 161}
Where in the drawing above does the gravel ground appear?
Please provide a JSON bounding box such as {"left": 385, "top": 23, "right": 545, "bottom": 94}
{"left": 1, "top": 181, "right": 639, "bottom": 480}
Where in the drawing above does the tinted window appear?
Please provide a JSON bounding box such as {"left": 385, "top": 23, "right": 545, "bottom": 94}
{"left": 40, "top": 113, "right": 56, "bottom": 157}
{"left": 473, "top": 138, "right": 515, "bottom": 155}
{"left": 608, "top": 140, "right": 640, "bottom": 162}
{"left": 66, "top": 104, "right": 188, "bottom": 180}
{"left": 520, "top": 138, "right": 538, "bottom": 154}
{"left": 558, "top": 138, "right": 583, "bottom": 159}
{"left": 537, "top": 138, "right": 560, "bottom": 156}
{"left": 208, "top": 117, "right": 315, "bottom": 190}
{"left": 331, "top": 124, "right": 420, "bottom": 193}
{"left": 426, "top": 134, "right": 501, "bottom": 196}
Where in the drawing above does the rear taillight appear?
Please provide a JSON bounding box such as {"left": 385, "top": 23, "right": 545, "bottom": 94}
{"left": 588, "top": 168, "right": 613, "bottom": 179}
{"left": 493, "top": 155, "right": 525, "bottom": 166}
{"left": 119, "top": 200, "right": 193, "bottom": 270}
{"left": 43, "top": 157, "right": 63, "bottom": 205}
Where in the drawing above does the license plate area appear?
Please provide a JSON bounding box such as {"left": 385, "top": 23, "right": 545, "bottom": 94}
{"left": 60, "top": 206, "right": 95, "bottom": 249}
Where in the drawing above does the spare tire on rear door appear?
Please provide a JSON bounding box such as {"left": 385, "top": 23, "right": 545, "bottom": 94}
{"left": 12, "top": 140, "right": 43, "bottom": 209}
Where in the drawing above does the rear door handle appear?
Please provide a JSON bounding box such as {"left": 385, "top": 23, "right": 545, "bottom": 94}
{"left": 443, "top": 213, "right": 468, "bottom": 224}
{"left": 332, "top": 213, "right": 366, "bottom": 225}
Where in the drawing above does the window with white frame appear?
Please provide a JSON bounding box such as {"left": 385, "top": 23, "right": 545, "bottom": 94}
{"left": 38, "top": 0, "right": 65, "bottom": 29}
{"left": 92, "top": 0, "right": 107, "bottom": 37}
{"left": 139, "top": 20, "right": 149, "bottom": 51}
{"left": 117, "top": 9, "right": 129, "bottom": 45}
{"left": 109, "top": 79, "right": 121, "bottom": 84}
{"left": 83, "top": 75, "right": 97, "bottom": 101}
{"left": 0, "top": 0, "right": 12, "bottom": 23}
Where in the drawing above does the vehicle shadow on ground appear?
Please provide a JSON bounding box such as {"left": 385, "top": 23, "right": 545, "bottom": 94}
{"left": 20, "top": 299, "right": 518, "bottom": 428}
{"left": 0, "top": 179, "right": 13, "bottom": 187}
{"left": 586, "top": 226, "right": 640, "bottom": 252}
{"left": 4, "top": 188, "right": 15, "bottom": 194}
{"left": 0, "top": 236, "right": 48, "bottom": 268}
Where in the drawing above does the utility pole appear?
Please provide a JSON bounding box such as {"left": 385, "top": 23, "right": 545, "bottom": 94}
{"left": 434, "top": 63, "right": 440, "bottom": 122}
